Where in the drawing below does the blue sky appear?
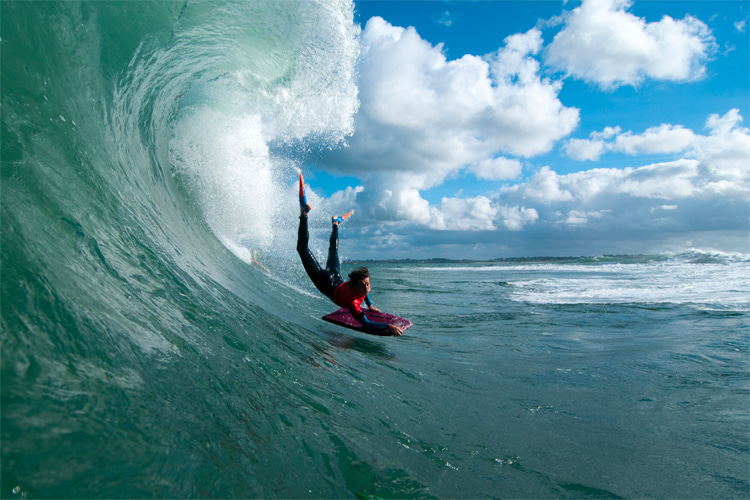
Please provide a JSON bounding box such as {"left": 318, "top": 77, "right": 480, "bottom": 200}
{"left": 302, "top": 0, "right": 749, "bottom": 259}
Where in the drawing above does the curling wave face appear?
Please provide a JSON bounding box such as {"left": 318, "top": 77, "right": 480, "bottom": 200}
{"left": 1, "top": 1, "right": 370, "bottom": 496}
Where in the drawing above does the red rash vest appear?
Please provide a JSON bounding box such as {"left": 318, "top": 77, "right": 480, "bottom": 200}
{"left": 333, "top": 281, "right": 366, "bottom": 318}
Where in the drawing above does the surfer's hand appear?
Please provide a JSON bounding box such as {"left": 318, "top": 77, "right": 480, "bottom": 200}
{"left": 389, "top": 324, "right": 403, "bottom": 336}
{"left": 369, "top": 306, "right": 380, "bottom": 313}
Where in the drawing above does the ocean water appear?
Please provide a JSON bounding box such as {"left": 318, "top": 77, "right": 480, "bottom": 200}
{"left": 2, "top": 1, "right": 749, "bottom": 498}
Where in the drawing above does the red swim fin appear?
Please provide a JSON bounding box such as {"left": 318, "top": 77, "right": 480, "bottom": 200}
{"left": 299, "top": 172, "right": 311, "bottom": 213}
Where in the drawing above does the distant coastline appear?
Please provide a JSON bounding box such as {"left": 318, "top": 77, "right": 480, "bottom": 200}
{"left": 345, "top": 249, "right": 748, "bottom": 265}
{"left": 347, "top": 254, "right": 667, "bottom": 265}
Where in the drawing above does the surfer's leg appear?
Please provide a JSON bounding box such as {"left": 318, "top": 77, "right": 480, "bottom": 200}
{"left": 297, "top": 214, "right": 335, "bottom": 299}
{"left": 325, "top": 223, "right": 340, "bottom": 277}
{"left": 297, "top": 214, "right": 321, "bottom": 277}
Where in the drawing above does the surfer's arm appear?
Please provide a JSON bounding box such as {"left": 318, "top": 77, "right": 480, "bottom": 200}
{"left": 355, "top": 311, "right": 390, "bottom": 331}
{"left": 364, "top": 295, "right": 380, "bottom": 312}
{"left": 355, "top": 312, "right": 402, "bottom": 336}
{"left": 355, "top": 312, "right": 388, "bottom": 330}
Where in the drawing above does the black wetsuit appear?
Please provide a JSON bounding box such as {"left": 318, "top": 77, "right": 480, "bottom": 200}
{"left": 296, "top": 214, "right": 387, "bottom": 331}
{"left": 296, "top": 214, "right": 343, "bottom": 301}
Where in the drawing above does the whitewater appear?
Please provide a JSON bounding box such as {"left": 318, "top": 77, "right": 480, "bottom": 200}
{"left": 1, "top": 1, "right": 748, "bottom": 498}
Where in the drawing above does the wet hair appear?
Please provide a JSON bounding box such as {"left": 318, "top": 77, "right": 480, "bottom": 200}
{"left": 348, "top": 267, "right": 370, "bottom": 283}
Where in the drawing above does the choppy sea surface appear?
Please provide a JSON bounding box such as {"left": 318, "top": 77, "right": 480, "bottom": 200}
{"left": 2, "top": 1, "right": 749, "bottom": 498}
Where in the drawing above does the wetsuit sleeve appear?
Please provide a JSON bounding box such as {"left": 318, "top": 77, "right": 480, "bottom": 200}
{"left": 364, "top": 295, "right": 373, "bottom": 308}
{"left": 354, "top": 311, "right": 389, "bottom": 332}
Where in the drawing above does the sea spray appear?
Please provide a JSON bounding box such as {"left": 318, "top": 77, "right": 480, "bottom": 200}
{"left": 166, "top": 0, "right": 360, "bottom": 267}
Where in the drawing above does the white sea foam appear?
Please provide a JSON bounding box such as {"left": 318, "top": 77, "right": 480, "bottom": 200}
{"left": 407, "top": 251, "right": 750, "bottom": 309}
{"left": 507, "top": 258, "right": 750, "bottom": 308}
{"left": 167, "top": 0, "right": 360, "bottom": 265}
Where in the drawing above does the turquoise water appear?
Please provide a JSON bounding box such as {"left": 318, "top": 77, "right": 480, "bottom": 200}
{"left": 2, "top": 1, "right": 749, "bottom": 498}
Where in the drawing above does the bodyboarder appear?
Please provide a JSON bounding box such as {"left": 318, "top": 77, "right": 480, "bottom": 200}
{"left": 296, "top": 173, "right": 403, "bottom": 336}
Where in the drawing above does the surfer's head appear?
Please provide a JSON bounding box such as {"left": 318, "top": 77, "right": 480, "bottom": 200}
{"left": 349, "top": 267, "right": 371, "bottom": 295}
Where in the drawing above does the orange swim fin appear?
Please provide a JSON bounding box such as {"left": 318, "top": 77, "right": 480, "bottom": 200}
{"left": 332, "top": 211, "right": 353, "bottom": 225}
{"left": 299, "top": 172, "right": 311, "bottom": 214}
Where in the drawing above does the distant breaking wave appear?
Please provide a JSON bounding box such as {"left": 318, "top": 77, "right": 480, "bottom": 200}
{"left": 404, "top": 251, "right": 750, "bottom": 309}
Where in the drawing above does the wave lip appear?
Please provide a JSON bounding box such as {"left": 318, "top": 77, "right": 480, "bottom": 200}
{"left": 162, "top": 0, "right": 360, "bottom": 266}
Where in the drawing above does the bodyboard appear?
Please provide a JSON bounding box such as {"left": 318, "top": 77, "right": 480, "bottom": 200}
{"left": 322, "top": 308, "right": 412, "bottom": 336}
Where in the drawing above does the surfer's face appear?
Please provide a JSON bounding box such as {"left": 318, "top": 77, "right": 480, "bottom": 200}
{"left": 355, "top": 277, "right": 370, "bottom": 295}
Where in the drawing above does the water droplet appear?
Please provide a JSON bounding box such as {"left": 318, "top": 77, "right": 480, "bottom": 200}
{"left": 12, "top": 486, "right": 21, "bottom": 494}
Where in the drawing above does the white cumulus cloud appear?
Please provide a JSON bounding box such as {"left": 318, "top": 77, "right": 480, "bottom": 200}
{"left": 430, "top": 196, "right": 498, "bottom": 231}
{"left": 498, "top": 205, "right": 539, "bottom": 231}
{"left": 466, "top": 157, "right": 523, "bottom": 180}
{"left": 338, "top": 16, "right": 579, "bottom": 180}
{"left": 565, "top": 138, "right": 607, "bottom": 161}
{"left": 561, "top": 209, "right": 609, "bottom": 226}
{"left": 545, "top": 0, "right": 717, "bottom": 89}
{"left": 502, "top": 111, "right": 749, "bottom": 240}
{"left": 521, "top": 166, "right": 575, "bottom": 202}
{"left": 613, "top": 124, "right": 696, "bottom": 155}
{"left": 562, "top": 110, "right": 750, "bottom": 198}
{"left": 319, "top": 16, "right": 578, "bottom": 230}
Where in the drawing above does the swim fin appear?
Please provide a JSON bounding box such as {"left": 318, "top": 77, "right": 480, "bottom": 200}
{"left": 299, "top": 172, "right": 311, "bottom": 214}
{"left": 332, "top": 211, "right": 354, "bottom": 225}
